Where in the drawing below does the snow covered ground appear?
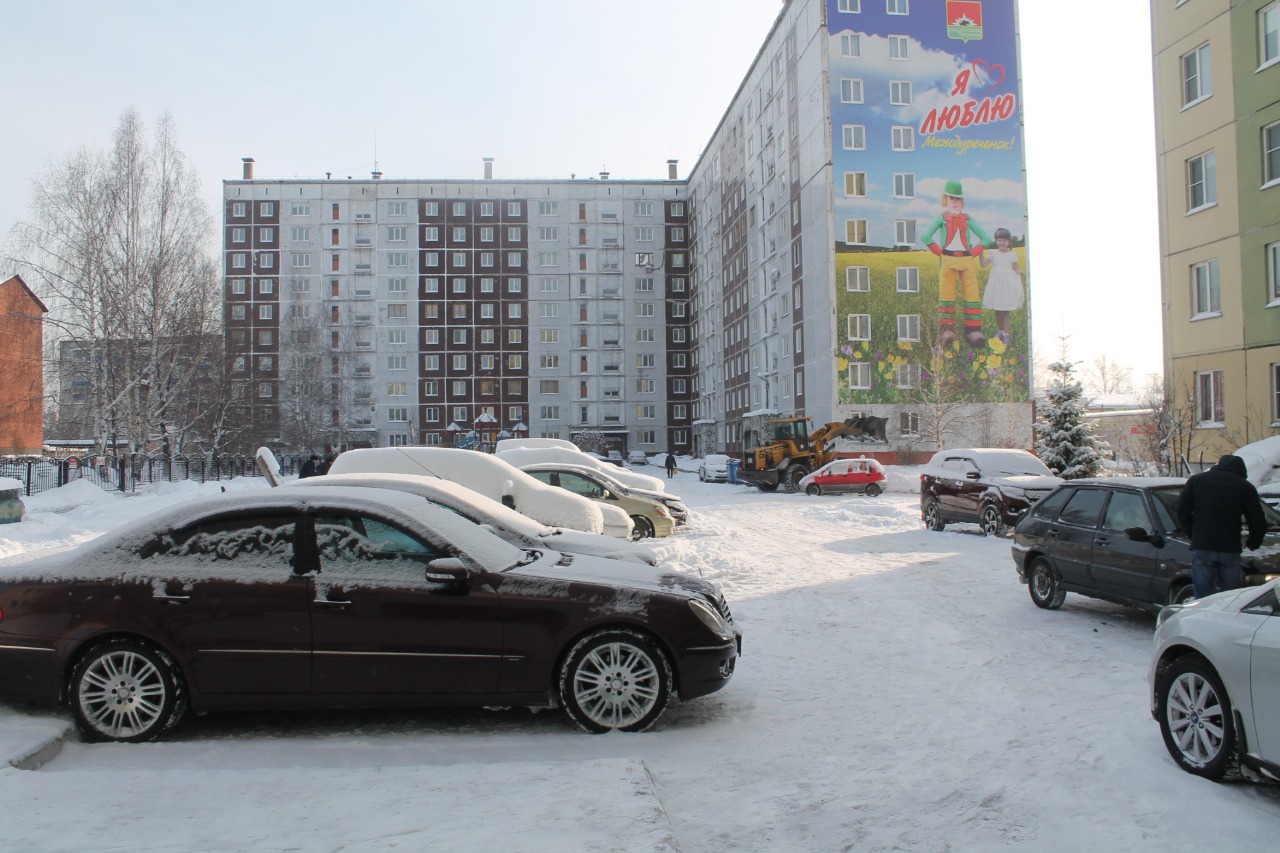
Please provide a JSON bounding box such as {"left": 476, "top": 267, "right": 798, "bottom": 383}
{"left": 1, "top": 464, "right": 1277, "bottom": 852}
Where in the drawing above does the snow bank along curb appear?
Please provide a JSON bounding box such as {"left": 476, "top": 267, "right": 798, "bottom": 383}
{"left": 1, "top": 712, "right": 73, "bottom": 771}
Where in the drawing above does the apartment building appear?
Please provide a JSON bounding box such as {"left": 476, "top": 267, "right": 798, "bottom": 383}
{"left": 223, "top": 164, "right": 691, "bottom": 453}
{"left": 0, "top": 274, "right": 47, "bottom": 455}
{"left": 223, "top": 0, "right": 1033, "bottom": 456}
{"left": 1153, "top": 0, "right": 1280, "bottom": 457}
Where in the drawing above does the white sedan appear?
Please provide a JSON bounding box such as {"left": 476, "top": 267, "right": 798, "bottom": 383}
{"left": 1149, "top": 579, "right": 1280, "bottom": 782}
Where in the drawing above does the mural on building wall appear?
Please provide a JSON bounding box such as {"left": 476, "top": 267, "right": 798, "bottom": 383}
{"left": 827, "top": 0, "right": 1029, "bottom": 405}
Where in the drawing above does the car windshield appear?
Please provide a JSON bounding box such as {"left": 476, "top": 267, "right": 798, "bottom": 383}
{"left": 1149, "top": 485, "right": 1280, "bottom": 533}
{"left": 981, "top": 452, "right": 1052, "bottom": 477}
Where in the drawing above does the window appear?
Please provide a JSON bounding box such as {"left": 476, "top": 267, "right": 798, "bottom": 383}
{"left": 508, "top": 303, "right": 522, "bottom": 319}
{"left": 636, "top": 303, "right": 655, "bottom": 318}
{"left": 895, "top": 220, "right": 916, "bottom": 245}
{"left": 1269, "top": 241, "right": 1280, "bottom": 303}
{"left": 1187, "top": 151, "right": 1217, "bottom": 211}
{"left": 1264, "top": 120, "right": 1280, "bottom": 187}
{"left": 540, "top": 276, "right": 558, "bottom": 293}
{"left": 232, "top": 253, "right": 247, "bottom": 269}
{"left": 637, "top": 328, "right": 656, "bottom": 342}
{"left": 259, "top": 254, "right": 275, "bottom": 269}
{"left": 900, "top": 412, "right": 920, "bottom": 436}
{"left": 540, "top": 329, "right": 560, "bottom": 344}
{"left": 387, "top": 277, "right": 407, "bottom": 294}
{"left": 846, "top": 266, "right": 870, "bottom": 292}
{"left": 538, "top": 226, "right": 558, "bottom": 241}
{"left": 508, "top": 202, "right": 521, "bottom": 216}
{"left": 387, "top": 226, "right": 407, "bottom": 242}
{"left": 896, "top": 363, "right": 921, "bottom": 389}
{"left": 887, "top": 0, "right": 907, "bottom": 13}
{"left": 1181, "top": 42, "right": 1212, "bottom": 107}
{"left": 258, "top": 304, "right": 273, "bottom": 320}
{"left": 259, "top": 202, "right": 274, "bottom": 217}
{"left": 424, "top": 355, "right": 440, "bottom": 371}
{"left": 259, "top": 279, "right": 274, "bottom": 295}
{"left": 896, "top": 267, "right": 920, "bottom": 293}
{"left": 1191, "top": 260, "right": 1221, "bottom": 317}
{"left": 387, "top": 382, "right": 407, "bottom": 397}
{"left": 537, "top": 200, "right": 558, "bottom": 216}
{"left": 845, "top": 220, "right": 868, "bottom": 245}
{"left": 387, "top": 407, "right": 408, "bottom": 423}
{"left": 890, "top": 80, "right": 912, "bottom": 105}
{"left": 452, "top": 329, "right": 467, "bottom": 344}
{"left": 387, "top": 304, "right": 408, "bottom": 320}
{"left": 388, "top": 329, "right": 407, "bottom": 345}
{"left": 637, "top": 354, "right": 656, "bottom": 368}
{"left": 232, "top": 202, "right": 246, "bottom": 217}
{"left": 291, "top": 252, "right": 311, "bottom": 268}
{"left": 842, "top": 125, "right": 866, "bottom": 150}
{"left": 539, "top": 303, "right": 559, "bottom": 319}
{"left": 1196, "top": 369, "right": 1225, "bottom": 425}
{"left": 1262, "top": 2, "right": 1279, "bottom": 68}
{"left": 258, "top": 330, "right": 273, "bottom": 346}
{"left": 838, "top": 0, "right": 860, "bottom": 11}
{"left": 892, "top": 126, "right": 915, "bottom": 151}
{"left": 258, "top": 383, "right": 273, "bottom": 399}
{"left": 847, "top": 314, "right": 871, "bottom": 340}
{"left": 635, "top": 276, "right": 655, "bottom": 292}
{"left": 231, "top": 278, "right": 247, "bottom": 294}
{"left": 540, "top": 406, "right": 560, "bottom": 420}
{"left": 387, "top": 252, "right": 408, "bottom": 267}
{"left": 259, "top": 227, "right": 274, "bottom": 242}
{"left": 893, "top": 172, "right": 915, "bottom": 198}
{"left": 888, "top": 35, "right": 908, "bottom": 59}
{"left": 540, "top": 354, "right": 560, "bottom": 369}
{"left": 290, "top": 227, "right": 310, "bottom": 241}
{"left": 637, "top": 378, "right": 655, "bottom": 393}
{"left": 508, "top": 227, "right": 522, "bottom": 242}
{"left": 479, "top": 202, "right": 495, "bottom": 217}
{"left": 634, "top": 201, "right": 653, "bottom": 216}
{"left": 231, "top": 305, "right": 246, "bottom": 320}
{"left": 451, "top": 354, "right": 467, "bottom": 370}
{"left": 636, "top": 226, "right": 655, "bottom": 242}
{"left": 423, "top": 226, "right": 440, "bottom": 242}
{"left": 897, "top": 314, "right": 920, "bottom": 341}
{"left": 539, "top": 380, "right": 560, "bottom": 395}
{"left": 387, "top": 201, "right": 407, "bottom": 217}
{"left": 636, "top": 405, "right": 655, "bottom": 420}
{"left": 849, "top": 363, "right": 871, "bottom": 389}
{"left": 844, "top": 172, "right": 867, "bottom": 197}
{"left": 840, "top": 78, "right": 864, "bottom": 103}
{"left": 840, "top": 33, "right": 861, "bottom": 58}
{"left": 538, "top": 251, "right": 557, "bottom": 266}
{"left": 424, "top": 277, "right": 440, "bottom": 293}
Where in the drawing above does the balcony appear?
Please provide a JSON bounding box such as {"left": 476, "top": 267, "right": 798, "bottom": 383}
{"left": 354, "top": 314, "right": 373, "bottom": 325}
{"left": 353, "top": 263, "right": 373, "bottom": 275}
{"left": 354, "top": 237, "right": 373, "bottom": 247}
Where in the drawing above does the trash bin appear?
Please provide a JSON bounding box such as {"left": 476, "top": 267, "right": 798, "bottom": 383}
{"left": 726, "top": 459, "right": 740, "bottom": 484}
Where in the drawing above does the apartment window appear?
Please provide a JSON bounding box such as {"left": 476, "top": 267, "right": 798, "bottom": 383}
{"left": 509, "top": 329, "right": 523, "bottom": 344}
{"left": 386, "top": 382, "right": 407, "bottom": 397}
{"left": 539, "top": 303, "right": 559, "bottom": 318}
{"left": 258, "top": 330, "right": 273, "bottom": 346}
{"left": 1187, "top": 151, "right": 1217, "bottom": 211}
{"left": 634, "top": 201, "right": 653, "bottom": 216}
{"left": 897, "top": 314, "right": 920, "bottom": 342}
{"left": 637, "top": 354, "right": 656, "bottom": 368}
{"left": 508, "top": 303, "right": 522, "bottom": 319}
{"left": 479, "top": 227, "right": 494, "bottom": 243}
{"left": 387, "top": 252, "right": 408, "bottom": 267}
{"left": 849, "top": 363, "right": 871, "bottom": 390}
{"left": 424, "top": 226, "right": 440, "bottom": 242}
{"left": 387, "top": 201, "right": 407, "bottom": 217}
{"left": 507, "top": 202, "right": 521, "bottom": 216}
{"left": 424, "top": 355, "right": 440, "bottom": 371}
{"left": 424, "top": 277, "right": 440, "bottom": 293}
{"left": 507, "top": 227, "right": 521, "bottom": 242}
{"left": 387, "top": 304, "right": 408, "bottom": 320}
{"left": 635, "top": 277, "right": 655, "bottom": 292}
{"left": 538, "top": 251, "right": 557, "bottom": 266}
{"left": 231, "top": 278, "right": 247, "bottom": 294}
{"left": 889, "top": 80, "right": 912, "bottom": 105}
{"left": 1264, "top": 121, "right": 1280, "bottom": 187}
{"left": 480, "top": 329, "right": 495, "bottom": 344}
{"left": 452, "top": 303, "right": 467, "bottom": 319}
{"left": 232, "top": 202, "right": 246, "bottom": 217}
{"left": 847, "top": 314, "right": 871, "bottom": 340}
{"left": 540, "top": 329, "right": 560, "bottom": 344}
{"left": 636, "top": 303, "right": 656, "bottom": 318}
{"left": 844, "top": 172, "right": 867, "bottom": 197}
{"left": 540, "top": 354, "right": 560, "bottom": 369}
{"left": 1262, "top": 3, "right": 1279, "bottom": 68}
{"left": 232, "top": 253, "right": 247, "bottom": 269}
{"left": 672, "top": 302, "right": 686, "bottom": 318}
{"left": 387, "top": 408, "right": 408, "bottom": 423}
{"left": 537, "top": 200, "right": 558, "bottom": 216}
{"left": 637, "top": 378, "right": 655, "bottom": 393}
{"left": 260, "top": 202, "right": 274, "bottom": 217}
{"left": 540, "top": 406, "right": 560, "bottom": 420}
{"left": 389, "top": 329, "right": 407, "bottom": 344}
{"left": 838, "top": 0, "right": 860, "bottom": 11}
{"left": 896, "top": 267, "right": 920, "bottom": 293}
{"left": 480, "top": 355, "right": 496, "bottom": 372}
{"left": 896, "top": 363, "right": 921, "bottom": 389}
{"left": 538, "top": 226, "right": 558, "bottom": 241}
{"left": 539, "top": 276, "right": 558, "bottom": 293}
{"left": 637, "top": 328, "right": 656, "bottom": 343}
{"left": 894, "top": 220, "right": 917, "bottom": 245}
{"left": 1196, "top": 369, "right": 1225, "bottom": 425}
{"left": 1181, "top": 42, "right": 1212, "bottom": 107}
{"left": 840, "top": 33, "right": 861, "bottom": 58}
{"left": 889, "top": 35, "right": 908, "bottom": 59}
{"left": 842, "top": 125, "right": 866, "bottom": 150}
{"left": 387, "top": 226, "right": 407, "bottom": 242}
{"left": 846, "top": 266, "right": 870, "bottom": 292}
{"left": 385, "top": 355, "right": 406, "bottom": 371}
{"left": 900, "top": 412, "right": 920, "bottom": 435}
{"left": 892, "top": 126, "right": 915, "bottom": 151}
{"left": 291, "top": 253, "right": 311, "bottom": 268}
{"left": 1190, "top": 260, "right": 1221, "bottom": 317}
{"left": 540, "top": 380, "right": 560, "bottom": 395}
{"left": 845, "top": 220, "right": 868, "bottom": 245}
{"left": 480, "top": 303, "right": 495, "bottom": 319}
{"left": 455, "top": 252, "right": 469, "bottom": 268}
{"left": 451, "top": 355, "right": 468, "bottom": 371}
{"left": 636, "top": 226, "right": 655, "bottom": 242}
{"left": 636, "top": 405, "right": 656, "bottom": 420}
{"left": 231, "top": 305, "right": 246, "bottom": 320}
{"left": 258, "top": 383, "right": 272, "bottom": 399}
{"left": 840, "top": 78, "right": 864, "bottom": 104}
{"left": 452, "top": 329, "right": 467, "bottom": 345}
{"left": 507, "top": 252, "right": 523, "bottom": 268}
{"left": 892, "top": 172, "right": 915, "bottom": 199}
{"left": 258, "top": 227, "right": 274, "bottom": 242}
{"left": 290, "top": 227, "right": 310, "bottom": 242}
{"left": 479, "top": 202, "right": 495, "bottom": 217}
{"left": 1269, "top": 241, "right": 1280, "bottom": 303}
{"left": 387, "top": 277, "right": 407, "bottom": 294}
{"left": 887, "top": 0, "right": 908, "bottom": 13}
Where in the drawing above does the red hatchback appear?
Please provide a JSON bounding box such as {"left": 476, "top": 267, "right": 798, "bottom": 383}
{"left": 798, "top": 457, "right": 887, "bottom": 496}
{"left": 0, "top": 486, "right": 740, "bottom": 741}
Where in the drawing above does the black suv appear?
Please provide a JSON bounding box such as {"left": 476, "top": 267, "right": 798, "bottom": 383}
{"left": 1012, "top": 477, "right": 1280, "bottom": 612}
{"left": 920, "top": 449, "right": 1063, "bottom": 535}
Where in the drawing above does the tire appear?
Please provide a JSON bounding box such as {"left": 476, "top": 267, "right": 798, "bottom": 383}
{"left": 1027, "top": 558, "right": 1066, "bottom": 609}
{"left": 865, "top": 482, "right": 882, "bottom": 497}
{"left": 1169, "top": 583, "right": 1194, "bottom": 606}
{"left": 806, "top": 484, "right": 822, "bottom": 496}
{"left": 923, "top": 499, "right": 946, "bottom": 531}
{"left": 979, "top": 503, "right": 1005, "bottom": 536}
{"left": 756, "top": 482, "right": 778, "bottom": 493}
{"left": 1157, "top": 655, "right": 1240, "bottom": 780}
{"left": 629, "top": 515, "right": 655, "bottom": 540}
{"left": 782, "top": 466, "right": 808, "bottom": 494}
{"left": 559, "top": 628, "right": 673, "bottom": 733}
{"left": 69, "top": 639, "right": 186, "bottom": 743}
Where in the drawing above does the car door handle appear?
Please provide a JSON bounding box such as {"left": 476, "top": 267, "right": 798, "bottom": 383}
{"left": 313, "top": 598, "right": 352, "bottom": 607}
{"left": 151, "top": 594, "right": 190, "bottom": 603}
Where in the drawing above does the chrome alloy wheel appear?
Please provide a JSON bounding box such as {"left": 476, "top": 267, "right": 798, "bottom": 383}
{"left": 77, "top": 649, "right": 169, "bottom": 740}
{"left": 1165, "top": 670, "right": 1228, "bottom": 767}
{"left": 571, "top": 641, "right": 662, "bottom": 729}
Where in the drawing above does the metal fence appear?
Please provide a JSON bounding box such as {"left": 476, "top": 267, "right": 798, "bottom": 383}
{"left": 0, "top": 453, "right": 307, "bottom": 497}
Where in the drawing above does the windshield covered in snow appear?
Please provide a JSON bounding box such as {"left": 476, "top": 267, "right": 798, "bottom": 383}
{"left": 977, "top": 451, "right": 1053, "bottom": 477}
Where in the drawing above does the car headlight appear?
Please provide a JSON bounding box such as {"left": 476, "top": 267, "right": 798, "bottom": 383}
{"left": 1155, "top": 603, "right": 1184, "bottom": 629}
{"left": 1001, "top": 486, "right": 1026, "bottom": 500}
{"left": 688, "top": 599, "right": 734, "bottom": 641}
{"left": 655, "top": 505, "right": 671, "bottom": 518}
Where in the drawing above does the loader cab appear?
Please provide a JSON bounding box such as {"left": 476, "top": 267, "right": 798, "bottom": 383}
{"left": 770, "top": 419, "right": 810, "bottom": 447}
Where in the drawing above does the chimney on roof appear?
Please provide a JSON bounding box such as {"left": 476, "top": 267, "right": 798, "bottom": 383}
{"left": 600, "top": 170, "right": 610, "bottom": 180}
{"left": 667, "top": 159, "right": 679, "bottom": 180}
{"left": 242, "top": 158, "right": 255, "bottom": 180}
{"left": 372, "top": 170, "right": 383, "bottom": 179}
{"left": 483, "top": 157, "right": 494, "bottom": 180}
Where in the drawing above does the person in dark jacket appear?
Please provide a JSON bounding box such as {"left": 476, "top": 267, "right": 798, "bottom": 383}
{"left": 299, "top": 455, "right": 319, "bottom": 479}
{"left": 1176, "top": 454, "right": 1266, "bottom": 599}
{"left": 664, "top": 453, "right": 677, "bottom": 478}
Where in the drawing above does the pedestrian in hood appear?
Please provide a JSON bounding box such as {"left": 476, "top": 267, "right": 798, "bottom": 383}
{"left": 1176, "top": 454, "right": 1266, "bottom": 599}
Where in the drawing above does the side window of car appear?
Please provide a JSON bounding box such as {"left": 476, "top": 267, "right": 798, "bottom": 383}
{"left": 1101, "top": 491, "right": 1151, "bottom": 532}
{"left": 314, "top": 514, "right": 446, "bottom": 589}
{"left": 1057, "top": 489, "right": 1108, "bottom": 528}
{"left": 145, "top": 514, "right": 296, "bottom": 572}
{"left": 1032, "top": 487, "right": 1072, "bottom": 520}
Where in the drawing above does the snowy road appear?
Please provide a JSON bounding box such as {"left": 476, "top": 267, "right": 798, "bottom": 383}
{"left": 2, "top": 475, "right": 1277, "bottom": 851}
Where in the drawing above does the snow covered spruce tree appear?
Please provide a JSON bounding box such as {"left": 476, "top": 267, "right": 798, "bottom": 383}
{"left": 1035, "top": 359, "right": 1107, "bottom": 479}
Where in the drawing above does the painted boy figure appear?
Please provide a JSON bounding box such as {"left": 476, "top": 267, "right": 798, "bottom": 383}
{"left": 921, "top": 180, "right": 991, "bottom": 349}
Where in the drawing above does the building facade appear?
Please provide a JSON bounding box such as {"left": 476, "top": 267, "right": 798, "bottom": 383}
{"left": 223, "top": 0, "right": 1033, "bottom": 456}
{"left": 1153, "top": 0, "right": 1280, "bottom": 460}
{"left": 0, "top": 274, "right": 48, "bottom": 455}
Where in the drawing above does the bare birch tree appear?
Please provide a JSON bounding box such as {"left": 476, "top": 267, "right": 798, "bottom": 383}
{"left": 7, "top": 110, "right": 223, "bottom": 454}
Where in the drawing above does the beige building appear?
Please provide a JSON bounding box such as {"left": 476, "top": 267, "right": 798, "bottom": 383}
{"left": 1152, "top": 0, "right": 1280, "bottom": 463}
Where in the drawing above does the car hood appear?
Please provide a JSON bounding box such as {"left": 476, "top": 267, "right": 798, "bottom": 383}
{"left": 538, "top": 529, "right": 659, "bottom": 565}
{"left": 989, "top": 474, "right": 1062, "bottom": 492}
{"left": 508, "top": 550, "right": 715, "bottom": 599}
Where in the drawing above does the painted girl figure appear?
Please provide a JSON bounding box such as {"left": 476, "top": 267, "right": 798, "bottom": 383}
{"left": 979, "top": 227, "right": 1024, "bottom": 345}
{"left": 921, "top": 180, "right": 991, "bottom": 349}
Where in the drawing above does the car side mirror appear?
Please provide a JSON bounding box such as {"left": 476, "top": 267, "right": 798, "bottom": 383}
{"left": 1125, "top": 527, "right": 1164, "bottom": 548}
{"left": 965, "top": 471, "right": 980, "bottom": 480}
{"left": 425, "top": 557, "right": 471, "bottom": 588}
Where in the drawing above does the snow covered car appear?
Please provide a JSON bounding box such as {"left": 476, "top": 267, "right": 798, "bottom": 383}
{"left": 281, "top": 472, "right": 660, "bottom": 565}
{"left": 520, "top": 463, "right": 679, "bottom": 540}
{"left": 698, "top": 454, "right": 731, "bottom": 483}
{"left": 497, "top": 445, "right": 667, "bottom": 493}
{"left": 627, "top": 451, "right": 650, "bottom": 466}
{"left": 798, "top": 457, "right": 886, "bottom": 497}
{"left": 920, "top": 448, "right": 1062, "bottom": 535}
{"left": 327, "top": 447, "right": 632, "bottom": 539}
{"left": 1149, "top": 579, "right": 1280, "bottom": 782}
{"left": 0, "top": 486, "right": 740, "bottom": 742}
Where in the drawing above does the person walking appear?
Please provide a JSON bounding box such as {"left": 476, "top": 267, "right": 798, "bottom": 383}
{"left": 299, "top": 455, "right": 319, "bottom": 479}
{"left": 1175, "top": 454, "right": 1266, "bottom": 599}
{"left": 664, "top": 453, "right": 677, "bottom": 479}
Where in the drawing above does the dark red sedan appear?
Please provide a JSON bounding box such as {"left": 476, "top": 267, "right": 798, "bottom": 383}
{"left": 0, "top": 486, "right": 740, "bottom": 741}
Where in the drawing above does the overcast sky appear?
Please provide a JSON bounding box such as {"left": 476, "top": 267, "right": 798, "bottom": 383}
{"left": 2, "top": 0, "right": 1162, "bottom": 386}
